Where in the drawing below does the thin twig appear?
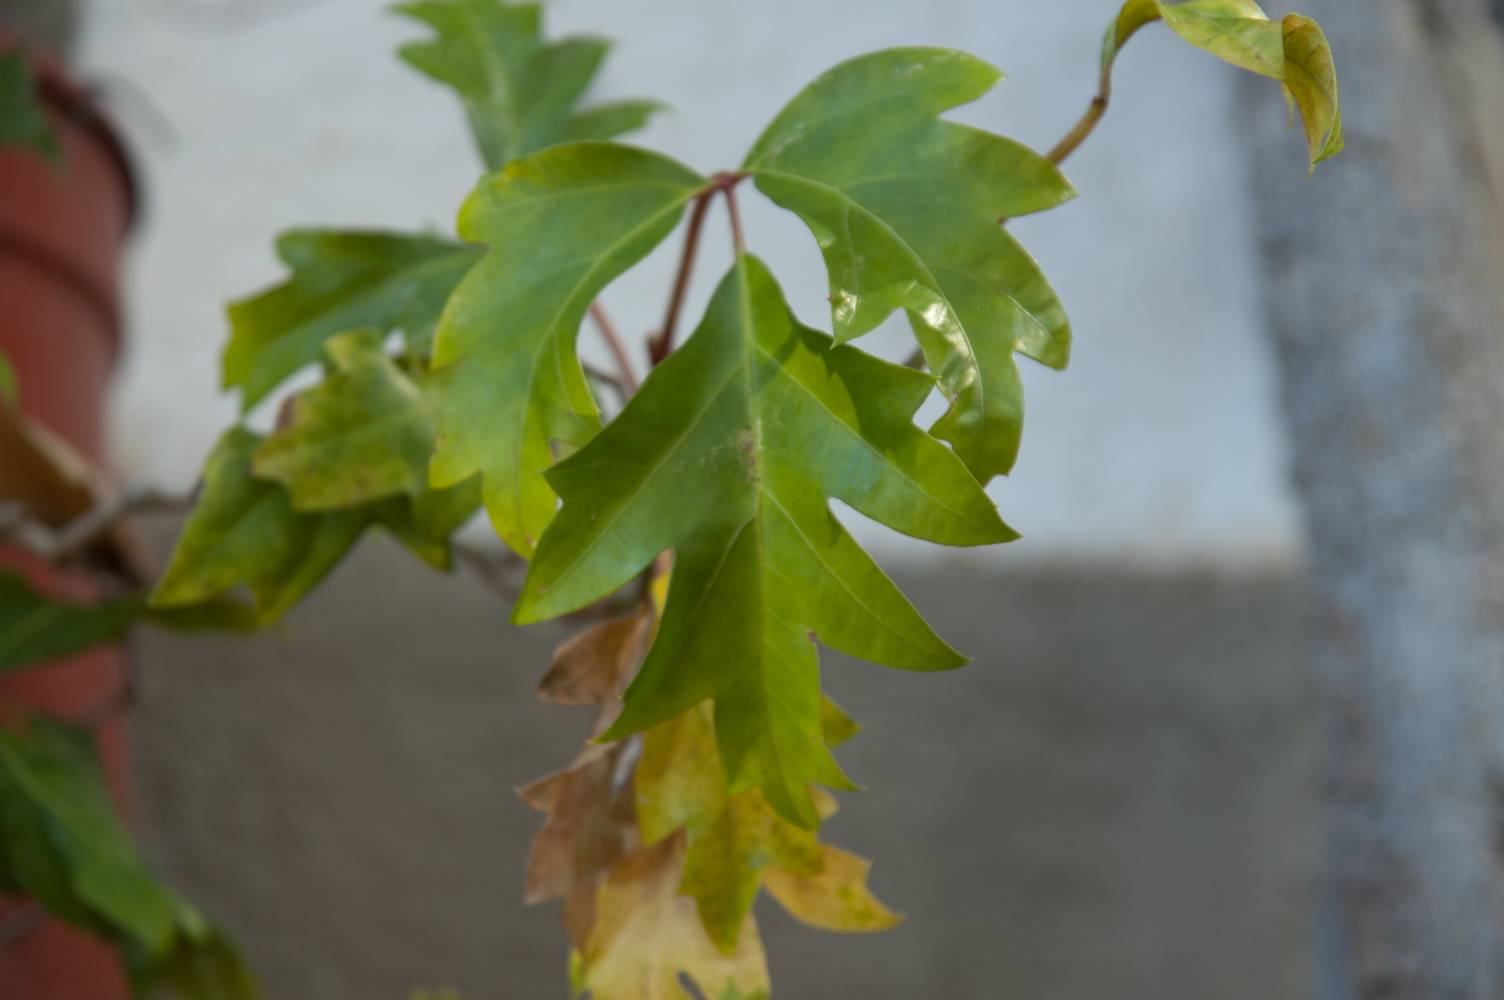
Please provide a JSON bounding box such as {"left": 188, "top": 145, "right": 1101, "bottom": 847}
{"left": 588, "top": 303, "right": 640, "bottom": 395}
{"left": 723, "top": 185, "right": 746, "bottom": 258}
{"left": 0, "top": 489, "right": 189, "bottom": 564}
{"left": 451, "top": 541, "right": 526, "bottom": 603}
{"left": 1045, "top": 48, "right": 1116, "bottom": 167}
{"left": 651, "top": 193, "right": 715, "bottom": 365}
{"left": 582, "top": 362, "right": 628, "bottom": 404}
{"left": 650, "top": 172, "right": 748, "bottom": 365}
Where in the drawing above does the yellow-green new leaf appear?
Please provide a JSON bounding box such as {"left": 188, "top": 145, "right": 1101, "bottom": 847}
{"left": 1104, "top": 1, "right": 1343, "bottom": 168}
{"left": 426, "top": 142, "right": 704, "bottom": 556}
{"left": 151, "top": 428, "right": 368, "bottom": 624}
{"left": 518, "top": 256, "right": 1010, "bottom": 827}
{"left": 224, "top": 230, "right": 479, "bottom": 410}
{"left": 744, "top": 48, "right": 1075, "bottom": 481}
{"left": 395, "top": 0, "right": 662, "bottom": 170}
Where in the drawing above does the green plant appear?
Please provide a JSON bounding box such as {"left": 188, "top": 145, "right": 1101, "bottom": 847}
{"left": 0, "top": 3, "right": 1342, "bottom": 997}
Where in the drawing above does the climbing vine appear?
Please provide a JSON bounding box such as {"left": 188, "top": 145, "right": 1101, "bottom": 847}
{"left": 0, "top": 2, "right": 1341, "bottom": 997}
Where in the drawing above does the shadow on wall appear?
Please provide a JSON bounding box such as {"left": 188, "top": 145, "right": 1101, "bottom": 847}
{"left": 133, "top": 526, "right": 1314, "bottom": 999}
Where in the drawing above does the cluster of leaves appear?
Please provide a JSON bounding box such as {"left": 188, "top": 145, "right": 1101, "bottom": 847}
{"left": 0, "top": 1, "right": 1341, "bottom": 997}
{"left": 0, "top": 718, "right": 256, "bottom": 996}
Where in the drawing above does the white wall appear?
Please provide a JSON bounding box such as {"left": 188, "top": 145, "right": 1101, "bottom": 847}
{"left": 81, "top": 0, "right": 1302, "bottom": 567}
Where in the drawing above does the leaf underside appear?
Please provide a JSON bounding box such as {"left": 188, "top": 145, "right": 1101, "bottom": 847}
{"left": 1106, "top": 0, "right": 1343, "bottom": 169}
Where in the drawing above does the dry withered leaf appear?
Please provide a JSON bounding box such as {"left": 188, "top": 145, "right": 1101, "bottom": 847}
{"left": 0, "top": 405, "right": 100, "bottom": 526}
{"left": 521, "top": 607, "right": 652, "bottom": 944}
{"left": 571, "top": 833, "right": 770, "bottom": 1000}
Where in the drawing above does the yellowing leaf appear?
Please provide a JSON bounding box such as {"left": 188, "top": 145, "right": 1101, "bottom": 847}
{"left": 572, "top": 835, "right": 770, "bottom": 1000}
{"left": 635, "top": 704, "right": 896, "bottom": 955}
{"left": 253, "top": 330, "right": 435, "bottom": 510}
{"left": 1104, "top": 1, "right": 1343, "bottom": 169}
{"left": 762, "top": 846, "right": 902, "bottom": 934}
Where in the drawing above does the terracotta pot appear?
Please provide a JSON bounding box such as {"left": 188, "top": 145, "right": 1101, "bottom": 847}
{"left": 0, "top": 40, "right": 138, "bottom": 1000}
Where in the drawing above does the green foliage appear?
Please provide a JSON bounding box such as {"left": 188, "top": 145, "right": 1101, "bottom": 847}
{"left": 253, "top": 330, "right": 436, "bottom": 509}
{"left": 112, "top": 2, "right": 1347, "bottom": 997}
{"left": 152, "top": 428, "right": 370, "bottom": 623}
{"left": 395, "top": 0, "right": 662, "bottom": 170}
{"left": 0, "top": 718, "right": 257, "bottom": 998}
{"left": 1105, "top": 0, "right": 1343, "bottom": 168}
{"left": 223, "top": 230, "right": 479, "bottom": 410}
{"left": 426, "top": 143, "right": 704, "bottom": 555}
{"left": 0, "top": 49, "right": 58, "bottom": 161}
{"left": 0, "top": 351, "right": 17, "bottom": 407}
{"left": 744, "top": 48, "right": 1074, "bottom": 482}
{"left": 0, "top": 571, "right": 259, "bottom": 677}
{"left": 517, "top": 255, "right": 1009, "bottom": 826}
{"left": 0, "top": 573, "right": 136, "bottom": 675}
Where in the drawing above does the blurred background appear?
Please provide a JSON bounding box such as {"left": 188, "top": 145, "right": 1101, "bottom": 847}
{"left": 7, "top": 0, "right": 1500, "bottom": 997}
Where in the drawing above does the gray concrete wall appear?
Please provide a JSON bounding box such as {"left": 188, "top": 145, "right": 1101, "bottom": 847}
{"left": 133, "top": 528, "right": 1314, "bottom": 999}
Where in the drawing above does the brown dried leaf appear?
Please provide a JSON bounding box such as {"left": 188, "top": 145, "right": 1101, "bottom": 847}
{"left": 521, "top": 606, "right": 652, "bottom": 945}
{"left": 538, "top": 611, "right": 650, "bottom": 734}
{"left": 519, "top": 742, "right": 637, "bottom": 945}
{"left": 0, "top": 405, "right": 100, "bottom": 526}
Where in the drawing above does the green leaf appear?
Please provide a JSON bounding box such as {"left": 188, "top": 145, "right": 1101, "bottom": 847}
{"left": 224, "top": 230, "right": 480, "bottom": 410}
{"left": 0, "top": 571, "right": 262, "bottom": 676}
{"left": 0, "top": 718, "right": 258, "bottom": 998}
{"left": 254, "top": 330, "right": 435, "bottom": 510}
{"left": 517, "top": 256, "right": 1011, "bottom": 826}
{"left": 0, "top": 572, "right": 136, "bottom": 675}
{"left": 1104, "top": 0, "right": 1343, "bottom": 169}
{"left": 375, "top": 479, "right": 483, "bottom": 571}
{"left": 151, "top": 428, "right": 368, "bottom": 624}
{"left": 426, "top": 142, "right": 704, "bottom": 556}
{"left": 743, "top": 48, "right": 1075, "bottom": 482}
{"left": 395, "top": 0, "right": 663, "bottom": 170}
{"left": 250, "top": 328, "right": 482, "bottom": 568}
{"left": 0, "top": 350, "right": 17, "bottom": 407}
{"left": 0, "top": 49, "right": 59, "bottom": 162}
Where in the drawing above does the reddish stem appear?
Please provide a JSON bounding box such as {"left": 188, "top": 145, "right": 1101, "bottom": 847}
{"left": 589, "top": 303, "right": 639, "bottom": 394}
{"left": 650, "top": 171, "right": 747, "bottom": 365}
